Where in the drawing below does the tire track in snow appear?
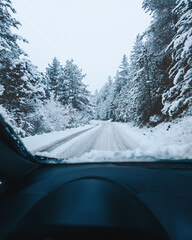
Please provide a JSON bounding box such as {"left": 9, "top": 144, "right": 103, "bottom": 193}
{"left": 39, "top": 122, "right": 139, "bottom": 159}
{"left": 111, "top": 124, "right": 134, "bottom": 150}
{"left": 57, "top": 122, "right": 133, "bottom": 159}
{"left": 57, "top": 124, "right": 105, "bottom": 158}
{"left": 32, "top": 124, "right": 99, "bottom": 154}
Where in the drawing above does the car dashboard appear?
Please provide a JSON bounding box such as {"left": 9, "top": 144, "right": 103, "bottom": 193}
{"left": 1, "top": 161, "right": 192, "bottom": 240}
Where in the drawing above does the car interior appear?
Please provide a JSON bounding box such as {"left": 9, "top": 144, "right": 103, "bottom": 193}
{"left": 0, "top": 115, "right": 192, "bottom": 240}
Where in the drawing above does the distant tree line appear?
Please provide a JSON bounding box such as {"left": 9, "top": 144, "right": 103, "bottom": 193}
{"left": 96, "top": 0, "right": 192, "bottom": 126}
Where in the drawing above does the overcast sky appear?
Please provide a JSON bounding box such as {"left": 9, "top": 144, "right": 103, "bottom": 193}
{"left": 13, "top": 0, "right": 151, "bottom": 93}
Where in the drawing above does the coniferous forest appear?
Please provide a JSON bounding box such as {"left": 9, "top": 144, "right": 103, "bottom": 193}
{"left": 0, "top": 0, "right": 93, "bottom": 136}
{"left": 0, "top": 0, "right": 192, "bottom": 137}
{"left": 96, "top": 0, "right": 192, "bottom": 126}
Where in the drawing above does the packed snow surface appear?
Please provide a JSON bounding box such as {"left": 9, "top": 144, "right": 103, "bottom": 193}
{"left": 22, "top": 117, "right": 192, "bottom": 163}
{"left": 22, "top": 121, "right": 99, "bottom": 152}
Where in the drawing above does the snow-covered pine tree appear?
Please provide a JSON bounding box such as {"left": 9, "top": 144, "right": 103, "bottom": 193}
{"left": 142, "top": 0, "right": 176, "bottom": 55}
{"left": 62, "top": 59, "right": 91, "bottom": 113}
{"left": 44, "top": 58, "right": 93, "bottom": 130}
{"left": 162, "top": 0, "right": 192, "bottom": 117}
{"left": 110, "top": 55, "right": 130, "bottom": 121}
{"left": 46, "top": 57, "right": 63, "bottom": 101}
{"left": 114, "top": 55, "right": 129, "bottom": 94}
{"left": 96, "top": 76, "right": 114, "bottom": 120}
{"left": 90, "top": 89, "right": 99, "bottom": 119}
{"left": 0, "top": 0, "right": 48, "bottom": 136}
{"left": 0, "top": 0, "right": 26, "bottom": 62}
{"left": 119, "top": 35, "right": 160, "bottom": 125}
{"left": 126, "top": 34, "right": 144, "bottom": 124}
{"left": 142, "top": 0, "right": 177, "bottom": 122}
{"left": 0, "top": 0, "right": 26, "bottom": 106}
{"left": 128, "top": 37, "right": 153, "bottom": 125}
{"left": 1, "top": 59, "right": 46, "bottom": 136}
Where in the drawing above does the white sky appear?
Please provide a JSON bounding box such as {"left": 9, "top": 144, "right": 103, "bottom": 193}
{"left": 13, "top": 0, "right": 151, "bottom": 93}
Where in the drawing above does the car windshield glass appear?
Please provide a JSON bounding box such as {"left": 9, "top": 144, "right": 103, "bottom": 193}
{"left": 0, "top": 0, "right": 191, "bottom": 164}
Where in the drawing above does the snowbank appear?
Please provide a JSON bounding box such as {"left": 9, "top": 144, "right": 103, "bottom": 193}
{"left": 59, "top": 144, "right": 192, "bottom": 163}
{"left": 61, "top": 117, "right": 192, "bottom": 162}
{"left": 115, "top": 116, "right": 192, "bottom": 149}
{"left": 22, "top": 121, "right": 99, "bottom": 152}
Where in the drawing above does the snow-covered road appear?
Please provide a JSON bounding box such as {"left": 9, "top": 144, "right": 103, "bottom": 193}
{"left": 22, "top": 117, "right": 192, "bottom": 162}
{"left": 29, "top": 121, "right": 139, "bottom": 159}
{"left": 55, "top": 121, "right": 138, "bottom": 158}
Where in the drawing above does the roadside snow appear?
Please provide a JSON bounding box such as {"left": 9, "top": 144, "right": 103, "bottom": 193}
{"left": 35, "top": 123, "right": 102, "bottom": 157}
{"left": 22, "top": 117, "right": 192, "bottom": 163}
{"left": 22, "top": 121, "right": 99, "bottom": 152}
{"left": 113, "top": 117, "right": 192, "bottom": 160}
{"left": 60, "top": 144, "right": 192, "bottom": 163}
{"left": 59, "top": 117, "right": 192, "bottom": 163}
{"left": 114, "top": 116, "right": 192, "bottom": 150}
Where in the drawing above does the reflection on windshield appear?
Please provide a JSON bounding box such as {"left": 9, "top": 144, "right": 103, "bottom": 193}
{"left": 0, "top": 0, "right": 192, "bottom": 163}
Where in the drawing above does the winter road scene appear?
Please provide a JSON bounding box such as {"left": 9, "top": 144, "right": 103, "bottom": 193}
{"left": 0, "top": 0, "right": 192, "bottom": 163}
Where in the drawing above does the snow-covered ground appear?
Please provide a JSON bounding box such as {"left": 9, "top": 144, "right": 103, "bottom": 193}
{"left": 21, "top": 117, "right": 192, "bottom": 163}
{"left": 109, "top": 117, "right": 192, "bottom": 162}
{"left": 22, "top": 120, "right": 99, "bottom": 152}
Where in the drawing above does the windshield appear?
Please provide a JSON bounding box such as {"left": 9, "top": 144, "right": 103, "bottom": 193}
{"left": 0, "top": 0, "right": 191, "bottom": 164}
